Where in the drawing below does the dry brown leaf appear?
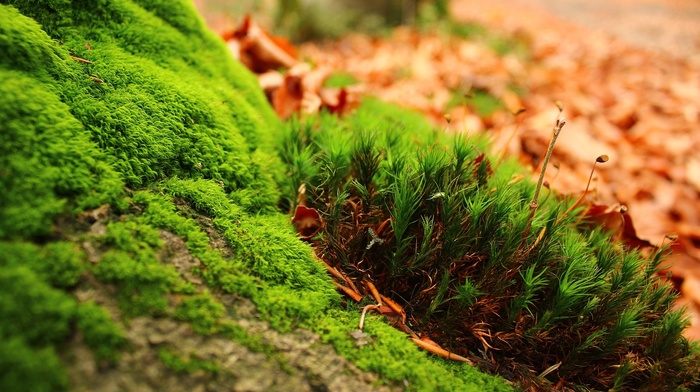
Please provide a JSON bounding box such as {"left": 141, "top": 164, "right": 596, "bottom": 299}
{"left": 681, "top": 276, "right": 700, "bottom": 315}
{"left": 686, "top": 158, "right": 700, "bottom": 193}
{"left": 258, "top": 71, "right": 284, "bottom": 93}
{"left": 291, "top": 205, "right": 323, "bottom": 241}
{"left": 223, "top": 15, "right": 298, "bottom": 73}
{"left": 271, "top": 74, "right": 303, "bottom": 119}
{"left": 583, "top": 204, "right": 653, "bottom": 249}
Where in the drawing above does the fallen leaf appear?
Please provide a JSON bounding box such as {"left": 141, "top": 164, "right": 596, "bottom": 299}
{"left": 223, "top": 15, "right": 298, "bottom": 73}
{"left": 583, "top": 204, "right": 653, "bottom": 249}
{"left": 681, "top": 276, "right": 700, "bottom": 315}
{"left": 291, "top": 205, "right": 323, "bottom": 241}
{"left": 686, "top": 158, "right": 700, "bottom": 193}
{"left": 258, "top": 71, "right": 284, "bottom": 93}
{"left": 271, "top": 74, "right": 303, "bottom": 119}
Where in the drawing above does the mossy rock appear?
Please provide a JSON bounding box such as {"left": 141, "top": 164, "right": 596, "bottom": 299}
{"left": 0, "top": 1, "right": 511, "bottom": 391}
{"left": 4, "top": 1, "right": 695, "bottom": 391}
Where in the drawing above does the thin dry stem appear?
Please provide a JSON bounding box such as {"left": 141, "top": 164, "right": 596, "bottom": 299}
{"left": 530, "top": 116, "right": 565, "bottom": 212}
{"left": 556, "top": 154, "right": 608, "bottom": 224}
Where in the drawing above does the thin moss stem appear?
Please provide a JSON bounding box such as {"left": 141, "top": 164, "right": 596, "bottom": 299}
{"left": 530, "top": 116, "right": 565, "bottom": 212}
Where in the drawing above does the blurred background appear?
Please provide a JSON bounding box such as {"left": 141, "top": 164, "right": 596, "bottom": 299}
{"left": 193, "top": 0, "right": 448, "bottom": 41}
{"left": 194, "top": 0, "right": 700, "bottom": 57}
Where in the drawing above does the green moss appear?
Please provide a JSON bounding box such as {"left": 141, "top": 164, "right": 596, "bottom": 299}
{"left": 89, "top": 216, "right": 185, "bottom": 318}
{"left": 130, "top": 187, "right": 337, "bottom": 338}
{"left": 216, "top": 322, "right": 268, "bottom": 353}
{"left": 352, "top": 97, "right": 437, "bottom": 139}
{"left": 158, "top": 348, "right": 220, "bottom": 375}
{"left": 0, "top": 68, "right": 123, "bottom": 239}
{"left": 0, "top": 0, "right": 328, "bottom": 387}
{"left": 163, "top": 178, "right": 337, "bottom": 298}
{"left": 0, "top": 0, "right": 283, "bottom": 243}
{"left": 0, "top": 337, "right": 68, "bottom": 392}
{"left": 0, "top": 241, "right": 86, "bottom": 288}
{"left": 0, "top": 1, "right": 631, "bottom": 390}
{"left": 102, "top": 220, "right": 163, "bottom": 254}
{"left": 170, "top": 289, "right": 285, "bottom": 360}
{"left": 93, "top": 249, "right": 180, "bottom": 318}
{"left": 323, "top": 72, "right": 359, "bottom": 88}
{"left": 278, "top": 100, "right": 700, "bottom": 390}
{"left": 446, "top": 88, "right": 505, "bottom": 117}
{"left": 0, "top": 264, "right": 74, "bottom": 390}
{"left": 0, "top": 266, "right": 76, "bottom": 346}
{"left": 75, "top": 301, "right": 126, "bottom": 363}
{"left": 174, "top": 291, "right": 225, "bottom": 335}
{"left": 314, "top": 309, "right": 511, "bottom": 392}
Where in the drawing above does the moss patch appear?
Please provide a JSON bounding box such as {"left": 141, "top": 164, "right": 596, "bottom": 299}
{"left": 0, "top": 0, "right": 625, "bottom": 390}
{"left": 0, "top": 265, "right": 75, "bottom": 391}
{"left": 276, "top": 95, "right": 700, "bottom": 390}
{"left": 158, "top": 348, "right": 220, "bottom": 375}
{"left": 75, "top": 302, "right": 126, "bottom": 364}
{"left": 314, "top": 309, "right": 511, "bottom": 392}
{"left": 0, "top": 0, "right": 287, "bottom": 387}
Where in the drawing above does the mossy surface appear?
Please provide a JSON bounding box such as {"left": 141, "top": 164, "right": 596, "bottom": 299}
{"left": 6, "top": 0, "right": 676, "bottom": 391}
{"left": 0, "top": 0, "right": 280, "bottom": 236}
{"left": 1, "top": 3, "right": 512, "bottom": 388}
{"left": 314, "top": 309, "right": 511, "bottom": 392}
{"left": 75, "top": 301, "right": 126, "bottom": 364}
{"left": 1, "top": 0, "right": 286, "bottom": 388}
{"left": 158, "top": 348, "right": 220, "bottom": 375}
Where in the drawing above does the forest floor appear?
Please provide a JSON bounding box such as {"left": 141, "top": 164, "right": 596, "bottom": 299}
{"left": 194, "top": 0, "right": 700, "bottom": 340}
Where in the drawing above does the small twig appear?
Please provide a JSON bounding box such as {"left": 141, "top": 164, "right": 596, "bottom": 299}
{"left": 332, "top": 281, "right": 363, "bottom": 302}
{"left": 524, "top": 226, "right": 548, "bottom": 255}
{"left": 321, "top": 259, "right": 361, "bottom": 294}
{"left": 365, "top": 281, "right": 382, "bottom": 305}
{"left": 521, "top": 107, "right": 565, "bottom": 247}
{"left": 359, "top": 304, "right": 380, "bottom": 330}
{"left": 70, "top": 55, "right": 92, "bottom": 64}
{"left": 380, "top": 294, "right": 407, "bottom": 325}
{"left": 411, "top": 338, "right": 473, "bottom": 364}
{"left": 342, "top": 271, "right": 361, "bottom": 295}
{"left": 538, "top": 361, "right": 562, "bottom": 378}
{"left": 323, "top": 262, "right": 345, "bottom": 281}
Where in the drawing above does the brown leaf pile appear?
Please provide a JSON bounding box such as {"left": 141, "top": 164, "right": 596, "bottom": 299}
{"left": 222, "top": 16, "right": 359, "bottom": 118}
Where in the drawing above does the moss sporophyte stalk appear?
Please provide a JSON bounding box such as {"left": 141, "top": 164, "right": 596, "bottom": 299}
{"left": 0, "top": 1, "right": 698, "bottom": 391}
